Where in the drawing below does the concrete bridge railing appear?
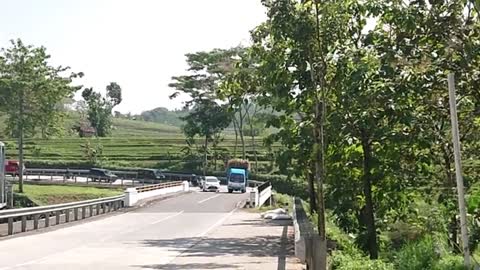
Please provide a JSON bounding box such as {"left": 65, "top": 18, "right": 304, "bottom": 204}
{"left": 292, "top": 197, "right": 327, "bottom": 269}
{"left": 249, "top": 181, "right": 272, "bottom": 208}
{"left": 124, "top": 181, "right": 188, "bottom": 207}
{"left": 0, "top": 181, "right": 190, "bottom": 236}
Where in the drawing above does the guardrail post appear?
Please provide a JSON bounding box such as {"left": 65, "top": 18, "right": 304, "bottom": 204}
{"left": 102, "top": 203, "right": 106, "bottom": 214}
{"left": 33, "top": 214, "right": 39, "bottom": 229}
{"left": 82, "top": 206, "right": 86, "bottom": 219}
{"left": 7, "top": 217, "right": 13, "bottom": 235}
{"left": 45, "top": 212, "right": 50, "bottom": 227}
{"left": 21, "top": 216, "right": 27, "bottom": 232}
{"left": 96, "top": 204, "right": 100, "bottom": 215}
{"left": 56, "top": 211, "right": 60, "bottom": 225}
{"left": 65, "top": 209, "right": 70, "bottom": 222}
{"left": 74, "top": 208, "right": 79, "bottom": 221}
{"left": 89, "top": 205, "right": 94, "bottom": 217}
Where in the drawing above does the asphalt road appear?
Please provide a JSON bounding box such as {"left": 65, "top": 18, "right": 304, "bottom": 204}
{"left": 0, "top": 186, "right": 249, "bottom": 270}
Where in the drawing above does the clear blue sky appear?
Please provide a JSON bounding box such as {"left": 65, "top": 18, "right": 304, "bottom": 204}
{"left": 0, "top": 0, "right": 266, "bottom": 114}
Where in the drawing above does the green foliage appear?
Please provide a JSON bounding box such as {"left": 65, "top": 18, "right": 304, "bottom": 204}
{"left": 391, "top": 235, "right": 468, "bottom": 270}
{"left": 330, "top": 251, "right": 394, "bottom": 270}
{"left": 138, "top": 107, "right": 188, "bottom": 126}
{"left": 0, "top": 39, "right": 82, "bottom": 137}
{"left": 82, "top": 82, "right": 123, "bottom": 137}
{"left": 81, "top": 139, "right": 104, "bottom": 166}
{"left": 394, "top": 236, "right": 439, "bottom": 270}
{"left": 433, "top": 255, "right": 468, "bottom": 270}
{"left": 181, "top": 100, "right": 232, "bottom": 140}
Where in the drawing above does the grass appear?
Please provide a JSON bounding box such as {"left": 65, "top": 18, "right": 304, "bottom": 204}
{"left": 13, "top": 184, "right": 123, "bottom": 206}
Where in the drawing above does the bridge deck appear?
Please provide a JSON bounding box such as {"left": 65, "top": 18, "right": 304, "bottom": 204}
{"left": 0, "top": 187, "right": 302, "bottom": 270}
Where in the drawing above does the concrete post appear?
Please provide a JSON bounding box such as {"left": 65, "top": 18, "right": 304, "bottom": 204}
{"left": 182, "top": 181, "right": 190, "bottom": 192}
{"left": 249, "top": 191, "right": 256, "bottom": 208}
{"left": 124, "top": 188, "right": 138, "bottom": 207}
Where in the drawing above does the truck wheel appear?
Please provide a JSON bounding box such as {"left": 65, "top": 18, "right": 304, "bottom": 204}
{"left": 228, "top": 189, "right": 233, "bottom": 193}
{"left": 241, "top": 189, "right": 246, "bottom": 193}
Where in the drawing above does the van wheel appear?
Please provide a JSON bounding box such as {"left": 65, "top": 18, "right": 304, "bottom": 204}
{"left": 228, "top": 189, "right": 233, "bottom": 193}
{"left": 241, "top": 189, "right": 246, "bottom": 193}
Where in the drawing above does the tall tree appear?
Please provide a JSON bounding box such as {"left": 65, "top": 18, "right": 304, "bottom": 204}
{"left": 0, "top": 39, "right": 82, "bottom": 192}
{"left": 170, "top": 48, "right": 242, "bottom": 172}
{"left": 82, "top": 82, "right": 122, "bottom": 137}
{"left": 170, "top": 48, "right": 247, "bottom": 158}
{"left": 181, "top": 100, "right": 232, "bottom": 175}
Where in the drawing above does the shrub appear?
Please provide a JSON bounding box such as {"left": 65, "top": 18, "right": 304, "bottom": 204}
{"left": 330, "top": 251, "right": 394, "bottom": 270}
{"left": 432, "top": 255, "right": 468, "bottom": 270}
{"left": 394, "top": 236, "right": 440, "bottom": 270}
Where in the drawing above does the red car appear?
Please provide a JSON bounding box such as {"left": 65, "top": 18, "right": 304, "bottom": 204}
{"left": 5, "top": 160, "right": 25, "bottom": 176}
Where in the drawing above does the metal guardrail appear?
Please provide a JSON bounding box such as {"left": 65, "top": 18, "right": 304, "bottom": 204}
{"left": 0, "top": 195, "right": 125, "bottom": 236}
{"left": 135, "top": 181, "right": 183, "bottom": 193}
{"left": 292, "top": 197, "right": 326, "bottom": 269}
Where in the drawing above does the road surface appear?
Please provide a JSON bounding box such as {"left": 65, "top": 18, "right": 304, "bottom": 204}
{"left": 0, "top": 187, "right": 249, "bottom": 270}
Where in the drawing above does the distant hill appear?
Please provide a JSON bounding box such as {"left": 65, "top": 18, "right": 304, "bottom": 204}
{"left": 0, "top": 111, "right": 181, "bottom": 139}
{"left": 66, "top": 112, "right": 182, "bottom": 137}
{"left": 136, "top": 107, "right": 188, "bottom": 127}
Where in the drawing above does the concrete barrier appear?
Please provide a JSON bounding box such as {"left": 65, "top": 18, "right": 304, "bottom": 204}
{"left": 292, "top": 197, "right": 327, "bottom": 269}
{"left": 250, "top": 181, "right": 272, "bottom": 208}
{"left": 124, "top": 181, "right": 188, "bottom": 207}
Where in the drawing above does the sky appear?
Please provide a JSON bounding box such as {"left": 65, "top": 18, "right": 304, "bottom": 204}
{"left": 0, "top": 0, "right": 267, "bottom": 114}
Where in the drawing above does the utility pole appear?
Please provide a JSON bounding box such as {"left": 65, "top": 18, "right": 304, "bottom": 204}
{"left": 447, "top": 73, "right": 470, "bottom": 267}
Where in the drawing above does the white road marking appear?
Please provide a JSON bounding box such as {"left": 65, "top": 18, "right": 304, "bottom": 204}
{"left": 197, "top": 194, "right": 221, "bottom": 204}
{"left": 150, "top": 211, "right": 184, "bottom": 225}
{"left": 197, "top": 207, "right": 237, "bottom": 237}
{"left": 98, "top": 211, "right": 185, "bottom": 242}
{"left": 163, "top": 207, "right": 239, "bottom": 266}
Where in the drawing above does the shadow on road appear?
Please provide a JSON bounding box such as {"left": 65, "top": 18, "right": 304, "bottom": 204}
{"left": 134, "top": 263, "right": 239, "bottom": 269}
{"left": 132, "top": 219, "right": 294, "bottom": 269}
{"left": 225, "top": 219, "right": 292, "bottom": 227}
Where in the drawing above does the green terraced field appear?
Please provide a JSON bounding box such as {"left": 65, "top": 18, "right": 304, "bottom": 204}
{"left": 0, "top": 114, "right": 278, "bottom": 173}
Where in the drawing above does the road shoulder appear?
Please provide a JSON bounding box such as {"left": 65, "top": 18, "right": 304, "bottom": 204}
{"left": 160, "top": 210, "right": 305, "bottom": 270}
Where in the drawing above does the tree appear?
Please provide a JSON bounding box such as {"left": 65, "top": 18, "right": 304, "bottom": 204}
{"left": 181, "top": 100, "right": 232, "bottom": 175}
{"left": 82, "top": 82, "right": 122, "bottom": 137}
{"left": 170, "top": 48, "right": 245, "bottom": 158}
{"left": 0, "top": 39, "right": 82, "bottom": 192}
{"left": 170, "top": 49, "right": 242, "bottom": 173}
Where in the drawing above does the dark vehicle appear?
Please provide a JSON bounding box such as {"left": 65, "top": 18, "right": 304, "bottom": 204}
{"left": 89, "top": 168, "right": 118, "bottom": 183}
{"left": 138, "top": 169, "right": 165, "bottom": 183}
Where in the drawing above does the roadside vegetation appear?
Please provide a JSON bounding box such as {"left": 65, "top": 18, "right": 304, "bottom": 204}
{"left": 13, "top": 184, "right": 122, "bottom": 206}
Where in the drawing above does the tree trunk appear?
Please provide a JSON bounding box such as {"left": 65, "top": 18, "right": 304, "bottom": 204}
{"left": 18, "top": 90, "right": 25, "bottom": 193}
{"left": 441, "top": 145, "right": 459, "bottom": 250}
{"left": 233, "top": 117, "right": 239, "bottom": 158}
{"left": 203, "top": 135, "right": 208, "bottom": 176}
{"left": 253, "top": 134, "right": 258, "bottom": 172}
{"left": 307, "top": 163, "right": 318, "bottom": 215}
{"left": 361, "top": 132, "right": 378, "bottom": 259}
{"left": 239, "top": 111, "right": 246, "bottom": 159}
{"left": 249, "top": 123, "right": 256, "bottom": 172}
